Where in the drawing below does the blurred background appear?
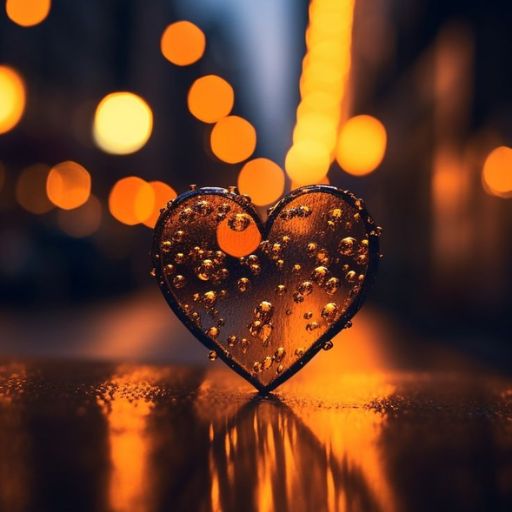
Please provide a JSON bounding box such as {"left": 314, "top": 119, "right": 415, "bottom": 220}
{"left": 1, "top": 0, "right": 511, "bottom": 371}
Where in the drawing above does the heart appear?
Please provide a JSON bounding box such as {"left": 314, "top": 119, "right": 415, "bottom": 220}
{"left": 152, "top": 185, "right": 380, "bottom": 393}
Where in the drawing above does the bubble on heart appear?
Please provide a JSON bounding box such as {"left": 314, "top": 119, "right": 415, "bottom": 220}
{"left": 216, "top": 213, "right": 261, "bottom": 258}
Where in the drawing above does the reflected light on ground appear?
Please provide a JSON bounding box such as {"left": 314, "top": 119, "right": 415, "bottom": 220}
{"left": 109, "top": 177, "right": 154, "bottom": 226}
{"left": 0, "top": 66, "right": 26, "bottom": 135}
{"left": 5, "top": 0, "right": 50, "bottom": 27}
{"left": 285, "top": 0, "right": 355, "bottom": 185}
{"left": 210, "top": 116, "right": 256, "bottom": 164}
{"left": 15, "top": 163, "right": 54, "bottom": 214}
{"left": 238, "top": 158, "right": 285, "bottom": 206}
{"left": 93, "top": 92, "right": 153, "bottom": 155}
{"left": 188, "top": 75, "right": 234, "bottom": 124}
{"left": 57, "top": 194, "right": 102, "bottom": 238}
{"left": 336, "top": 115, "right": 387, "bottom": 176}
{"left": 482, "top": 146, "right": 512, "bottom": 198}
{"left": 142, "top": 181, "right": 177, "bottom": 228}
{"left": 285, "top": 140, "right": 330, "bottom": 185}
{"left": 46, "top": 160, "right": 91, "bottom": 210}
{"left": 161, "top": 20, "right": 205, "bottom": 66}
{"left": 216, "top": 217, "right": 261, "bottom": 257}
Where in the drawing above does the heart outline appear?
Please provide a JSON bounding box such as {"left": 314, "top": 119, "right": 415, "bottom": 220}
{"left": 152, "top": 185, "right": 380, "bottom": 394}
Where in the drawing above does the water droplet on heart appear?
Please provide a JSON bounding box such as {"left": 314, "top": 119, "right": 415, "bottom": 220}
{"left": 175, "top": 252, "right": 186, "bottom": 264}
{"left": 253, "top": 361, "right": 262, "bottom": 373}
{"left": 172, "top": 230, "right": 186, "bottom": 243}
{"left": 228, "top": 213, "right": 251, "bottom": 232}
{"left": 359, "top": 239, "right": 369, "bottom": 254}
{"left": 208, "top": 351, "right": 217, "bottom": 361}
{"left": 292, "top": 264, "right": 301, "bottom": 273}
{"left": 353, "top": 212, "right": 361, "bottom": 221}
{"left": 194, "top": 200, "right": 213, "bottom": 216}
{"left": 276, "top": 364, "right": 284, "bottom": 374}
{"left": 217, "top": 318, "right": 225, "bottom": 327}
{"left": 321, "top": 303, "right": 339, "bottom": 323}
{"left": 323, "top": 340, "right": 334, "bottom": 351}
{"left": 295, "top": 347, "right": 305, "bottom": 357}
{"left": 203, "top": 290, "right": 217, "bottom": 308}
{"left": 306, "top": 321, "right": 319, "bottom": 331}
{"left": 227, "top": 335, "right": 238, "bottom": 347}
{"left": 276, "top": 284, "right": 287, "bottom": 296}
{"left": 316, "top": 248, "right": 330, "bottom": 265}
{"left": 179, "top": 207, "right": 196, "bottom": 224}
{"left": 346, "top": 270, "right": 357, "bottom": 283}
{"left": 218, "top": 203, "right": 231, "bottom": 214}
{"left": 206, "top": 326, "right": 219, "bottom": 339}
{"left": 164, "top": 264, "right": 175, "bottom": 276}
{"left": 274, "top": 347, "right": 285, "bottom": 362}
{"left": 263, "top": 356, "right": 273, "bottom": 370}
{"left": 173, "top": 275, "right": 186, "bottom": 288}
{"left": 358, "top": 274, "right": 365, "bottom": 282}
{"left": 311, "top": 266, "right": 330, "bottom": 286}
{"left": 306, "top": 242, "right": 317, "bottom": 256}
{"left": 293, "top": 292, "right": 304, "bottom": 303}
{"left": 285, "top": 309, "right": 292, "bottom": 315}
{"left": 342, "top": 264, "right": 349, "bottom": 272}
{"left": 149, "top": 268, "right": 156, "bottom": 278}
{"left": 192, "top": 293, "right": 200, "bottom": 302}
{"left": 161, "top": 240, "right": 172, "bottom": 253}
{"left": 275, "top": 259, "right": 284, "bottom": 270}
{"left": 297, "top": 205, "right": 312, "bottom": 217}
{"left": 255, "top": 301, "right": 274, "bottom": 321}
{"left": 345, "top": 320, "right": 353, "bottom": 329}
{"left": 241, "top": 338, "right": 249, "bottom": 353}
{"left": 355, "top": 254, "right": 368, "bottom": 265}
{"left": 355, "top": 199, "right": 364, "bottom": 210}
{"left": 325, "top": 277, "right": 340, "bottom": 295}
{"left": 282, "top": 235, "right": 290, "bottom": 245}
{"left": 214, "top": 250, "right": 226, "bottom": 264}
{"left": 191, "top": 312, "right": 201, "bottom": 326}
{"left": 260, "top": 324, "right": 273, "bottom": 344}
{"left": 271, "top": 243, "right": 282, "bottom": 258}
{"left": 298, "top": 281, "right": 313, "bottom": 295}
{"left": 338, "top": 237, "right": 357, "bottom": 256}
{"left": 303, "top": 311, "right": 313, "bottom": 320}
{"left": 247, "top": 254, "right": 259, "bottom": 265}
{"left": 217, "top": 268, "right": 229, "bottom": 281}
{"left": 249, "top": 320, "right": 262, "bottom": 338}
{"left": 249, "top": 263, "right": 261, "bottom": 275}
{"left": 237, "top": 277, "right": 251, "bottom": 292}
{"left": 328, "top": 208, "right": 343, "bottom": 223}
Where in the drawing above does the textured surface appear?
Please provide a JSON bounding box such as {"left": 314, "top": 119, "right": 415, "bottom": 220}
{"left": 153, "top": 186, "right": 379, "bottom": 390}
{"left": 1, "top": 359, "right": 512, "bottom": 512}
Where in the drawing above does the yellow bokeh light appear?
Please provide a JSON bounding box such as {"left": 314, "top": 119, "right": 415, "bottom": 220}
{"left": 285, "top": 140, "right": 330, "bottom": 185}
{"left": 238, "top": 158, "right": 285, "bottom": 206}
{"left": 0, "top": 65, "right": 26, "bottom": 135}
{"left": 210, "top": 116, "right": 256, "bottom": 164}
{"left": 5, "top": 0, "right": 51, "bottom": 27}
{"left": 336, "top": 115, "right": 387, "bottom": 176}
{"left": 161, "top": 21, "right": 205, "bottom": 66}
{"left": 187, "top": 75, "right": 234, "bottom": 124}
{"left": 57, "top": 195, "right": 102, "bottom": 238}
{"left": 16, "top": 163, "right": 53, "bottom": 214}
{"left": 93, "top": 92, "right": 153, "bottom": 155}
{"left": 482, "top": 146, "right": 512, "bottom": 198}
{"left": 46, "top": 161, "right": 91, "bottom": 210}
{"left": 142, "top": 181, "right": 177, "bottom": 228}
{"left": 216, "top": 217, "right": 261, "bottom": 258}
{"left": 109, "top": 177, "right": 155, "bottom": 226}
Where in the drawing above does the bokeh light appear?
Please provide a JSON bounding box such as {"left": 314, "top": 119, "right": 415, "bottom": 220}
{"left": 291, "top": 174, "right": 330, "bottom": 190}
{"left": 336, "top": 115, "right": 387, "bottom": 176}
{"left": 238, "top": 158, "right": 285, "bottom": 206}
{"left": 15, "top": 163, "right": 53, "bottom": 214}
{"left": 160, "top": 21, "right": 206, "bottom": 66}
{"left": 109, "top": 177, "right": 154, "bottom": 226}
{"left": 46, "top": 160, "right": 91, "bottom": 210}
{"left": 216, "top": 217, "right": 261, "bottom": 258}
{"left": 142, "top": 181, "right": 177, "bottom": 228}
{"left": 482, "top": 146, "right": 512, "bottom": 198}
{"left": 285, "top": 140, "right": 330, "bottom": 185}
{"left": 187, "top": 75, "right": 234, "bottom": 123}
{"left": 210, "top": 116, "right": 256, "bottom": 164}
{"left": 57, "top": 195, "right": 102, "bottom": 238}
{"left": 93, "top": 92, "right": 153, "bottom": 155}
{"left": 0, "top": 65, "right": 26, "bottom": 135}
{"left": 5, "top": 0, "right": 51, "bottom": 27}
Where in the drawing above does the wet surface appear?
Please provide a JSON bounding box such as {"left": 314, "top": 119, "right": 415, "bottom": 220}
{"left": 1, "top": 359, "right": 511, "bottom": 512}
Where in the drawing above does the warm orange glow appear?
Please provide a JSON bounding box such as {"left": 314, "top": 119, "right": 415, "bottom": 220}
{"left": 0, "top": 66, "right": 26, "bottom": 134}
{"left": 109, "top": 177, "right": 155, "bottom": 226}
{"left": 238, "top": 158, "right": 285, "bottom": 206}
{"left": 188, "top": 75, "right": 234, "bottom": 124}
{"left": 57, "top": 195, "right": 102, "bottom": 238}
{"left": 210, "top": 116, "right": 256, "bottom": 164}
{"left": 5, "top": 0, "right": 50, "bottom": 27}
{"left": 336, "top": 115, "right": 387, "bottom": 176}
{"left": 93, "top": 92, "right": 153, "bottom": 155}
{"left": 482, "top": 146, "right": 512, "bottom": 198}
{"left": 142, "top": 181, "right": 177, "bottom": 228}
{"left": 216, "top": 217, "right": 261, "bottom": 257}
{"left": 160, "top": 21, "right": 206, "bottom": 66}
{"left": 285, "top": 0, "right": 355, "bottom": 184}
{"left": 16, "top": 163, "right": 53, "bottom": 214}
{"left": 290, "top": 174, "right": 330, "bottom": 190}
{"left": 46, "top": 161, "right": 91, "bottom": 210}
{"left": 285, "top": 140, "right": 330, "bottom": 185}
